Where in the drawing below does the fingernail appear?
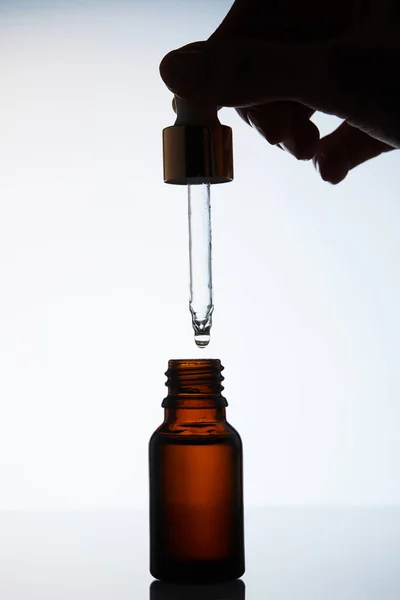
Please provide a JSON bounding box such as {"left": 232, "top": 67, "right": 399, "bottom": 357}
{"left": 160, "top": 50, "right": 207, "bottom": 93}
{"left": 313, "top": 153, "right": 322, "bottom": 175}
{"left": 248, "top": 115, "right": 264, "bottom": 137}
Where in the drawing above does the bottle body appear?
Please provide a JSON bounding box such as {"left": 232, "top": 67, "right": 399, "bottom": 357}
{"left": 149, "top": 360, "right": 245, "bottom": 584}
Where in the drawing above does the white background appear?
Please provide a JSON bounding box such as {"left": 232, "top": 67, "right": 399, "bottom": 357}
{"left": 0, "top": 0, "right": 399, "bottom": 510}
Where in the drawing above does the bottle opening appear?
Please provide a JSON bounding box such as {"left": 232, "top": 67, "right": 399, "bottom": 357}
{"left": 168, "top": 359, "right": 221, "bottom": 370}
{"left": 163, "top": 359, "right": 227, "bottom": 407}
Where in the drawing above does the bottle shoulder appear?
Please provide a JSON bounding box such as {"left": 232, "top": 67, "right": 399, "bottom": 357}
{"left": 149, "top": 420, "right": 242, "bottom": 446}
{"left": 226, "top": 421, "right": 242, "bottom": 444}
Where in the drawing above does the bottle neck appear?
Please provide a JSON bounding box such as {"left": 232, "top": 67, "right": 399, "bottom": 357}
{"left": 162, "top": 359, "right": 227, "bottom": 423}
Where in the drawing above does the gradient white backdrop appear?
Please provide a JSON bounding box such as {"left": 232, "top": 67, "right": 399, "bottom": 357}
{"left": 0, "top": 0, "right": 399, "bottom": 510}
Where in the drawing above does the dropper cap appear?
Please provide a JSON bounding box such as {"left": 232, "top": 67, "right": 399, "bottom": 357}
{"left": 162, "top": 97, "right": 233, "bottom": 185}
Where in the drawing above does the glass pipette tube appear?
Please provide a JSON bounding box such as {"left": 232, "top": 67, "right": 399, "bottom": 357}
{"left": 188, "top": 183, "right": 213, "bottom": 348}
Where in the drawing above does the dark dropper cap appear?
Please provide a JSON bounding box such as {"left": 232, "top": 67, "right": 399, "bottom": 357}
{"left": 162, "top": 97, "right": 234, "bottom": 185}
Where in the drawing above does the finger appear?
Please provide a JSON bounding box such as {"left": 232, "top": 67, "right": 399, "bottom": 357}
{"left": 282, "top": 116, "right": 320, "bottom": 160}
{"left": 160, "top": 39, "right": 305, "bottom": 105}
{"left": 241, "top": 102, "right": 293, "bottom": 144}
{"left": 160, "top": 41, "right": 207, "bottom": 95}
{"left": 241, "top": 102, "right": 319, "bottom": 160}
{"left": 313, "top": 121, "right": 394, "bottom": 184}
{"left": 272, "top": 103, "right": 318, "bottom": 160}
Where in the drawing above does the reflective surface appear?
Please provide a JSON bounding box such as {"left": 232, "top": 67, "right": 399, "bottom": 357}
{"left": 1, "top": 508, "right": 400, "bottom": 599}
{"left": 150, "top": 579, "right": 245, "bottom": 600}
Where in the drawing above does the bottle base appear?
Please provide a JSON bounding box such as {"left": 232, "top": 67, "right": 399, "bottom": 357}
{"left": 150, "top": 558, "right": 245, "bottom": 584}
{"left": 150, "top": 579, "right": 246, "bottom": 600}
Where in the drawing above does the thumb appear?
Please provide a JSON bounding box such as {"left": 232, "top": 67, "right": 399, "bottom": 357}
{"left": 159, "top": 39, "right": 305, "bottom": 106}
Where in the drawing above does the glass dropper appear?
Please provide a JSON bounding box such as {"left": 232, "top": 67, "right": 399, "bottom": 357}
{"left": 162, "top": 97, "right": 233, "bottom": 347}
{"left": 188, "top": 182, "right": 213, "bottom": 348}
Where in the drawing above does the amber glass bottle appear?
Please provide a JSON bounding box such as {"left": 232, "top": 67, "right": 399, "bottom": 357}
{"left": 149, "top": 359, "right": 245, "bottom": 584}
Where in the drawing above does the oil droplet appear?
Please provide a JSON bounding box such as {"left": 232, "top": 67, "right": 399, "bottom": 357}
{"left": 194, "top": 333, "right": 210, "bottom": 348}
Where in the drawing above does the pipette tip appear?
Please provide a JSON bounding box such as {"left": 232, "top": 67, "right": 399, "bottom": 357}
{"left": 194, "top": 333, "right": 210, "bottom": 348}
{"left": 191, "top": 308, "right": 213, "bottom": 349}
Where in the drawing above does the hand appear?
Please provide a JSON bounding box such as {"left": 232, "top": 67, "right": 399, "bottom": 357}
{"left": 160, "top": 0, "right": 398, "bottom": 184}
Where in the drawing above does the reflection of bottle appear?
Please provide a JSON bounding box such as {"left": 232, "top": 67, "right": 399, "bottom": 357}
{"left": 149, "top": 359, "right": 245, "bottom": 584}
{"left": 150, "top": 579, "right": 246, "bottom": 600}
